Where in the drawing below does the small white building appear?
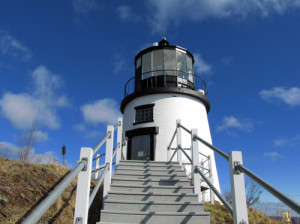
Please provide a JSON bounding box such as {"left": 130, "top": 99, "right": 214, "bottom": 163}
{"left": 121, "top": 38, "right": 221, "bottom": 201}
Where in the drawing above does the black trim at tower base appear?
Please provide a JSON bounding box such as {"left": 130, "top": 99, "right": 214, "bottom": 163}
{"left": 120, "top": 87, "right": 210, "bottom": 113}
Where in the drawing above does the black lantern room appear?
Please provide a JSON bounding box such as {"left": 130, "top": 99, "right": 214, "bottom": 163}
{"left": 134, "top": 38, "right": 196, "bottom": 91}
{"left": 121, "top": 38, "right": 210, "bottom": 113}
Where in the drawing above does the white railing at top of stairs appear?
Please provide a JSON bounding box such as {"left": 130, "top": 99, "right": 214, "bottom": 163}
{"left": 22, "top": 117, "right": 126, "bottom": 224}
{"left": 167, "top": 119, "right": 300, "bottom": 224}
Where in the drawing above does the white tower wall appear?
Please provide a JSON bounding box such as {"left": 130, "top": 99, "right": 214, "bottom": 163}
{"left": 123, "top": 93, "right": 221, "bottom": 199}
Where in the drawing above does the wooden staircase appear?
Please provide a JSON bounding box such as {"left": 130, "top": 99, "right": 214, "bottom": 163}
{"left": 98, "top": 160, "right": 210, "bottom": 224}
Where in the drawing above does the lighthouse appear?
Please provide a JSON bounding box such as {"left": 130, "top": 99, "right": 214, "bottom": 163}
{"left": 120, "top": 38, "right": 221, "bottom": 200}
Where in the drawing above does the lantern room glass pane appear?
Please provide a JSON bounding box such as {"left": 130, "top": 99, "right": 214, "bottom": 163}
{"left": 164, "top": 49, "right": 176, "bottom": 76}
{"left": 142, "top": 52, "right": 152, "bottom": 79}
{"left": 136, "top": 57, "right": 141, "bottom": 69}
{"left": 186, "top": 55, "right": 193, "bottom": 73}
{"left": 153, "top": 50, "right": 164, "bottom": 76}
{"left": 186, "top": 55, "right": 193, "bottom": 82}
{"left": 176, "top": 50, "right": 186, "bottom": 71}
{"left": 176, "top": 50, "right": 186, "bottom": 79}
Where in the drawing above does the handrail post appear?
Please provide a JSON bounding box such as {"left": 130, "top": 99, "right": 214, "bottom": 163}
{"left": 103, "top": 125, "right": 114, "bottom": 200}
{"left": 176, "top": 119, "right": 182, "bottom": 165}
{"left": 191, "top": 129, "right": 201, "bottom": 202}
{"left": 95, "top": 154, "right": 100, "bottom": 179}
{"left": 116, "top": 117, "right": 123, "bottom": 165}
{"left": 208, "top": 155, "right": 215, "bottom": 204}
{"left": 167, "top": 146, "right": 171, "bottom": 161}
{"left": 74, "top": 147, "right": 93, "bottom": 224}
{"left": 200, "top": 160, "right": 205, "bottom": 201}
{"left": 229, "top": 151, "right": 249, "bottom": 224}
{"left": 122, "top": 139, "right": 127, "bottom": 160}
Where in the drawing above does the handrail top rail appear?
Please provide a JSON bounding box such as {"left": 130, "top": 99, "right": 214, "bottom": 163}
{"left": 93, "top": 122, "right": 118, "bottom": 155}
{"left": 236, "top": 163, "right": 300, "bottom": 214}
{"left": 23, "top": 118, "right": 123, "bottom": 224}
{"left": 174, "top": 145, "right": 233, "bottom": 215}
{"left": 175, "top": 121, "right": 300, "bottom": 215}
{"left": 177, "top": 122, "right": 229, "bottom": 161}
{"left": 22, "top": 158, "right": 87, "bottom": 224}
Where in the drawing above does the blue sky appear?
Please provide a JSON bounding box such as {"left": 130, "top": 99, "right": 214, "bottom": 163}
{"left": 0, "top": 0, "right": 299, "bottom": 209}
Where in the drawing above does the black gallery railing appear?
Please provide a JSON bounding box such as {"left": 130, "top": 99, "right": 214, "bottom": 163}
{"left": 124, "top": 70, "right": 207, "bottom": 97}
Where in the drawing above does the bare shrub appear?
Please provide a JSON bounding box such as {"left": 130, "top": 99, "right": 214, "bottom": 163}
{"left": 246, "top": 179, "right": 263, "bottom": 207}
{"left": 223, "top": 178, "right": 263, "bottom": 207}
{"left": 17, "top": 122, "right": 37, "bottom": 163}
{"left": 0, "top": 143, "right": 8, "bottom": 158}
{"left": 224, "top": 188, "right": 232, "bottom": 204}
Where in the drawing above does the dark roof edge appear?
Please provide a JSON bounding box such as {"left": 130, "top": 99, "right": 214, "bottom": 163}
{"left": 120, "top": 87, "right": 210, "bottom": 114}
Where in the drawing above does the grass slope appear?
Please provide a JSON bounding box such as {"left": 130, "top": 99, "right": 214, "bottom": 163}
{"left": 205, "top": 201, "right": 282, "bottom": 223}
{"left": 0, "top": 158, "right": 283, "bottom": 224}
{"left": 0, "top": 158, "right": 101, "bottom": 224}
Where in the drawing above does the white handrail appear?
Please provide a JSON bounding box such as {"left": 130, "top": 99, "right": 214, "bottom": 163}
{"left": 22, "top": 117, "right": 126, "bottom": 224}
{"left": 170, "top": 120, "right": 300, "bottom": 223}
{"left": 74, "top": 117, "right": 124, "bottom": 224}
{"left": 22, "top": 160, "right": 87, "bottom": 224}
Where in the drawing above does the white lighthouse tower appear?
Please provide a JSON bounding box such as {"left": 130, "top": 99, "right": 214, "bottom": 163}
{"left": 121, "top": 38, "right": 221, "bottom": 201}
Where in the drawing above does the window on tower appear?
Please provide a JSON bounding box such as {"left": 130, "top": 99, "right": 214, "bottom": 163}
{"left": 134, "top": 104, "right": 154, "bottom": 124}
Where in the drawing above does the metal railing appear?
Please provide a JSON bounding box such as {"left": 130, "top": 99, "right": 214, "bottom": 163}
{"left": 124, "top": 71, "right": 207, "bottom": 97}
{"left": 167, "top": 119, "right": 300, "bottom": 224}
{"left": 22, "top": 117, "right": 125, "bottom": 224}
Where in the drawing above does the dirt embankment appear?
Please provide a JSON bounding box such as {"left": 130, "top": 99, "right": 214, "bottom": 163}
{"left": 0, "top": 158, "right": 102, "bottom": 224}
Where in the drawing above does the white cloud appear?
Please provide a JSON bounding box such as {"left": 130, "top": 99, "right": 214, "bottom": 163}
{"left": 33, "top": 130, "right": 49, "bottom": 142}
{"left": 263, "top": 152, "right": 282, "bottom": 161}
{"left": 0, "top": 92, "right": 59, "bottom": 129}
{"left": 85, "top": 130, "right": 104, "bottom": 139}
{"left": 117, "top": 5, "right": 131, "bottom": 21}
{"left": 217, "top": 116, "right": 253, "bottom": 132}
{"left": 73, "top": 123, "right": 86, "bottom": 132}
{"left": 221, "top": 57, "right": 234, "bottom": 65}
{"left": 0, "top": 66, "right": 69, "bottom": 129}
{"left": 194, "top": 53, "right": 212, "bottom": 75}
{"left": 0, "top": 30, "right": 32, "bottom": 61}
{"left": 274, "top": 139, "right": 288, "bottom": 147}
{"left": 73, "top": 123, "right": 104, "bottom": 139}
{"left": 260, "top": 87, "right": 300, "bottom": 107}
{"left": 30, "top": 151, "right": 59, "bottom": 164}
{"left": 31, "top": 66, "right": 69, "bottom": 107}
{"left": 274, "top": 134, "right": 300, "bottom": 147}
{"left": 81, "top": 98, "right": 122, "bottom": 125}
{"left": 72, "top": 0, "right": 98, "bottom": 14}
{"left": 113, "top": 53, "right": 126, "bottom": 74}
{"left": 0, "top": 141, "right": 18, "bottom": 156}
{"left": 139, "top": 42, "right": 155, "bottom": 52}
{"left": 0, "top": 141, "right": 58, "bottom": 164}
{"left": 148, "top": 0, "right": 300, "bottom": 33}
{"left": 116, "top": 5, "right": 141, "bottom": 22}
